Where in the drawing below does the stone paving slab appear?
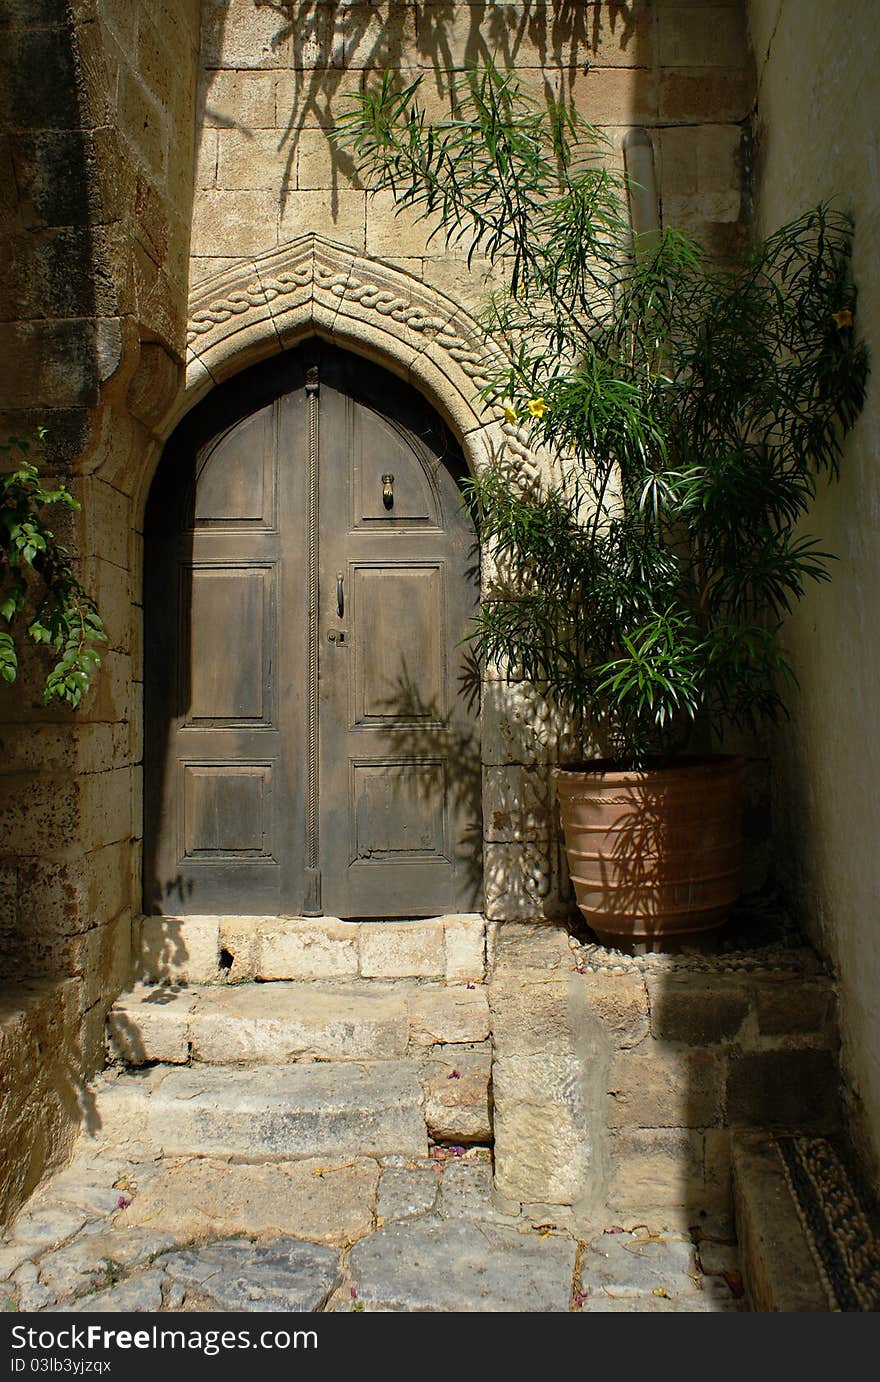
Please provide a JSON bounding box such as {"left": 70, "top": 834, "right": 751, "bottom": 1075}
{"left": 1, "top": 1134, "right": 743, "bottom": 1314}
{"left": 377, "top": 1166, "right": 440, "bottom": 1223}
{"left": 63, "top": 1269, "right": 166, "bottom": 1314}
{"left": 122, "top": 1155, "right": 378, "bottom": 1245}
{"left": 161, "top": 1238, "right": 340, "bottom": 1312}
{"left": 579, "top": 1232, "right": 700, "bottom": 1298}
{"left": 38, "top": 1227, "right": 177, "bottom": 1304}
{"left": 346, "top": 1217, "right": 577, "bottom": 1312}
{"left": 580, "top": 1292, "right": 741, "bottom": 1312}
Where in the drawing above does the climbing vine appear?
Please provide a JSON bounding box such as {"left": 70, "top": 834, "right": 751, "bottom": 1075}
{"left": 0, "top": 430, "right": 106, "bottom": 708}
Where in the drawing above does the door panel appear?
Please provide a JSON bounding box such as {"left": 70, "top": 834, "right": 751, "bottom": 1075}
{"left": 353, "top": 564, "right": 445, "bottom": 725}
{"left": 186, "top": 567, "right": 273, "bottom": 723}
{"left": 144, "top": 345, "right": 480, "bottom": 918}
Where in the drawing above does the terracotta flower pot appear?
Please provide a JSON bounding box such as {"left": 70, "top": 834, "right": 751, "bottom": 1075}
{"left": 552, "top": 756, "right": 744, "bottom": 952}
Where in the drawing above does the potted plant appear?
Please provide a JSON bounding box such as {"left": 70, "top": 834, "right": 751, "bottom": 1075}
{"left": 338, "top": 66, "right": 868, "bottom": 949}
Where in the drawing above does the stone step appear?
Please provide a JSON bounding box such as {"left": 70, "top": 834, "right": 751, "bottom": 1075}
{"left": 732, "top": 1131, "right": 880, "bottom": 1311}
{"left": 94, "top": 1061, "right": 429, "bottom": 1160}
{"left": 107, "top": 981, "right": 491, "bottom": 1066}
{"left": 137, "top": 914, "right": 486, "bottom": 985}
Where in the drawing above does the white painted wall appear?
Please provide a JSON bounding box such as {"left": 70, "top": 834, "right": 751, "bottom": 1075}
{"left": 748, "top": 0, "right": 880, "bottom": 1180}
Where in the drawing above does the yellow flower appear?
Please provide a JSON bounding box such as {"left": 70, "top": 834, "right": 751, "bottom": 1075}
{"left": 527, "top": 397, "right": 548, "bottom": 419}
{"left": 832, "top": 309, "right": 854, "bottom": 329}
{"left": 503, "top": 405, "right": 518, "bottom": 424}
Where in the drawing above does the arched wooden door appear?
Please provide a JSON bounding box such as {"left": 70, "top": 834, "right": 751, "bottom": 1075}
{"left": 144, "top": 345, "right": 481, "bottom": 918}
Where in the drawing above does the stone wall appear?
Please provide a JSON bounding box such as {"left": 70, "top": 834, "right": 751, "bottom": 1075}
{"left": 489, "top": 923, "right": 840, "bottom": 1231}
{"left": 746, "top": 0, "right": 880, "bottom": 1187}
{"left": 193, "top": 1, "right": 754, "bottom": 292}
{"left": 0, "top": 0, "right": 201, "bottom": 1224}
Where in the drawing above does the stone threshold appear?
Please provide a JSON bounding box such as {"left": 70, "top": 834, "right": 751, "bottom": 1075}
{"left": 135, "top": 912, "right": 486, "bottom": 985}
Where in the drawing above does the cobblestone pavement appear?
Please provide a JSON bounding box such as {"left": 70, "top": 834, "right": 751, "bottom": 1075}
{"left": 0, "top": 1143, "right": 744, "bottom": 1313}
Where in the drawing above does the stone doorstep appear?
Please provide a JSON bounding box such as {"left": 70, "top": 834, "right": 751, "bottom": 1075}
{"left": 137, "top": 913, "right": 486, "bottom": 985}
{"left": 106, "top": 979, "right": 491, "bottom": 1065}
{"left": 93, "top": 1062, "right": 430, "bottom": 1161}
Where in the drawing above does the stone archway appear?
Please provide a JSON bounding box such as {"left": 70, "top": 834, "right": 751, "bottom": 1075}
{"left": 132, "top": 237, "right": 563, "bottom": 929}
{"left": 136, "top": 234, "right": 545, "bottom": 521}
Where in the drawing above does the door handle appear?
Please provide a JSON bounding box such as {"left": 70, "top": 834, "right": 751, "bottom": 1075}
{"left": 336, "top": 571, "right": 344, "bottom": 618}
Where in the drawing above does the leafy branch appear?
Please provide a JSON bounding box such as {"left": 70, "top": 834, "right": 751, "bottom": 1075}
{"left": 0, "top": 431, "right": 107, "bottom": 708}
{"left": 338, "top": 64, "right": 869, "bottom": 767}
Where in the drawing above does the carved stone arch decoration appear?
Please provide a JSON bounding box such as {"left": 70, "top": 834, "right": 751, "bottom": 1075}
{"left": 138, "top": 234, "right": 547, "bottom": 520}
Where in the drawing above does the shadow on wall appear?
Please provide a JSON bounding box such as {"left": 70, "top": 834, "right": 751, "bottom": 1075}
{"left": 0, "top": 4, "right": 112, "bottom": 1209}
{"left": 198, "top": 1, "right": 642, "bottom": 214}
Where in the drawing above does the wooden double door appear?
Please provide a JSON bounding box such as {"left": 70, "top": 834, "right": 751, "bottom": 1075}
{"left": 144, "top": 345, "right": 481, "bottom": 918}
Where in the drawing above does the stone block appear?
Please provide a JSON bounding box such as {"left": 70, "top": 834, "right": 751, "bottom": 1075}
{"left": 134, "top": 12, "right": 192, "bottom": 106}
{"left": 296, "top": 128, "right": 362, "bottom": 190}
{"left": 342, "top": 4, "right": 417, "bottom": 69}
{"left": 564, "top": 67, "right": 658, "bottom": 124}
{"left": 216, "top": 127, "right": 291, "bottom": 191}
{"left": 79, "top": 477, "right": 130, "bottom": 571}
{"left": 275, "top": 67, "right": 364, "bottom": 128}
{"left": 106, "top": 985, "right": 195, "bottom": 1065}
{"left": 483, "top": 765, "right": 555, "bottom": 842}
{"left": 421, "top": 1050, "right": 492, "bottom": 1144}
{"left": 74, "top": 911, "right": 131, "bottom": 1014}
{"left": 359, "top": 920, "right": 445, "bottom": 978}
{"left": 607, "top": 1046, "right": 723, "bottom": 1128}
{"left": 480, "top": 677, "right": 556, "bottom": 767}
{"left": 408, "top": 984, "right": 491, "bottom": 1045}
{"left": 657, "top": 4, "right": 748, "bottom": 68}
{"left": 658, "top": 123, "right": 742, "bottom": 200}
{"left": 752, "top": 977, "right": 836, "bottom": 1038}
{"left": 647, "top": 973, "right": 750, "bottom": 1044}
{"left": 443, "top": 914, "right": 485, "bottom": 982}
{"left": 124, "top": 1155, "right": 378, "bottom": 1245}
{"left": 484, "top": 840, "right": 569, "bottom": 922}
{"left": 579, "top": 1232, "right": 699, "bottom": 1298}
{"left": 489, "top": 921, "right": 572, "bottom": 973}
{"left": 0, "top": 320, "right": 100, "bottom": 412}
{"left": 365, "top": 189, "right": 443, "bottom": 258}
{"left": 659, "top": 68, "right": 754, "bottom": 123}
{"left": 193, "top": 128, "right": 217, "bottom": 188}
{"left": 201, "top": 0, "right": 290, "bottom": 68}
{"left": 117, "top": 65, "right": 169, "bottom": 180}
{"left": 190, "top": 982, "right": 410, "bottom": 1063}
{"left": 200, "top": 69, "right": 277, "bottom": 128}
{"left": 702, "top": 1129, "right": 733, "bottom": 1212}
{"left": 579, "top": 968, "right": 649, "bottom": 1048}
{"left": 257, "top": 918, "right": 359, "bottom": 980}
{"left": 144, "top": 1062, "right": 428, "bottom": 1159}
{"left": 725, "top": 1049, "right": 841, "bottom": 1129}
{"left": 81, "top": 556, "right": 131, "bottom": 654}
{"left": 493, "top": 1061, "right": 597, "bottom": 1206}
{"left": 377, "top": 1166, "right": 439, "bottom": 1221}
{"left": 278, "top": 187, "right": 365, "bottom": 249}
{"left": 414, "top": 4, "right": 652, "bottom": 71}
{"left": 190, "top": 189, "right": 279, "bottom": 258}
{"left": 607, "top": 1128, "right": 706, "bottom": 1214}
{"left": 663, "top": 189, "right": 742, "bottom": 229}
{"left": 138, "top": 915, "right": 221, "bottom": 985}
{"left": 489, "top": 972, "right": 573, "bottom": 1055}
